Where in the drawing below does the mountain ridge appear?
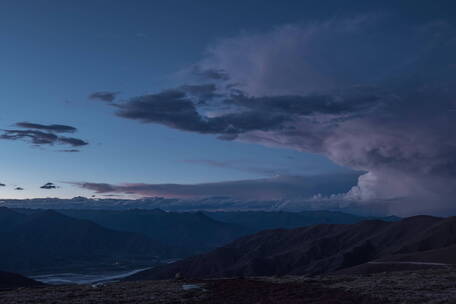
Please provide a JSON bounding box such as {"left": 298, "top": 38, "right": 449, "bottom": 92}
{"left": 0, "top": 208, "right": 172, "bottom": 274}
{"left": 128, "top": 215, "right": 456, "bottom": 280}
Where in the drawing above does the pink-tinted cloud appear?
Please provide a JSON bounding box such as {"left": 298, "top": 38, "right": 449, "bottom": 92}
{"left": 73, "top": 173, "right": 360, "bottom": 201}
{"left": 95, "top": 17, "right": 456, "bottom": 215}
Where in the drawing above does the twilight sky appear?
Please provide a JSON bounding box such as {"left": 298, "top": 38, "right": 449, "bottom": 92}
{"left": 1, "top": 0, "right": 455, "bottom": 215}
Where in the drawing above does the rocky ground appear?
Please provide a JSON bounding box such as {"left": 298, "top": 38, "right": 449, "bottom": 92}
{"left": 1, "top": 267, "right": 456, "bottom": 303}
{"left": 267, "top": 266, "right": 456, "bottom": 304}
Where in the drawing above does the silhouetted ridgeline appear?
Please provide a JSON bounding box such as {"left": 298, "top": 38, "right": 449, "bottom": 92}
{"left": 128, "top": 215, "right": 456, "bottom": 280}
{"left": 204, "top": 210, "right": 399, "bottom": 231}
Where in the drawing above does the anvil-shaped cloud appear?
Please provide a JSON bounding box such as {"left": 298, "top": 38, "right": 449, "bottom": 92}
{"left": 87, "top": 16, "right": 456, "bottom": 215}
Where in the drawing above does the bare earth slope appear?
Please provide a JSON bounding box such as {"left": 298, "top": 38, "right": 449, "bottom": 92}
{"left": 129, "top": 215, "right": 456, "bottom": 279}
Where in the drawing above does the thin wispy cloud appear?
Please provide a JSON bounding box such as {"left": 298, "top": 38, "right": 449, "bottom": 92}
{"left": 40, "top": 182, "right": 57, "bottom": 189}
{"left": 16, "top": 122, "right": 77, "bottom": 133}
{"left": 0, "top": 122, "right": 88, "bottom": 150}
{"left": 89, "top": 91, "right": 120, "bottom": 102}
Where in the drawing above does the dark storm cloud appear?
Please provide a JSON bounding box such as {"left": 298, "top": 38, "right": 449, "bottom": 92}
{"left": 115, "top": 85, "right": 381, "bottom": 140}
{"left": 115, "top": 88, "right": 286, "bottom": 136}
{"left": 89, "top": 91, "right": 119, "bottom": 102}
{"left": 16, "top": 122, "right": 77, "bottom": 133}
{"left": 40, "top": 182, "right": 57, "bottom": 189}
{"left": 73, "top": 173, "right": 360, "bottom": 201}
{"left": 229, "top": 88, "right": 383, "bottom": 117}
{"left": 115, "top": 89, "right": 209, "bottom": 131}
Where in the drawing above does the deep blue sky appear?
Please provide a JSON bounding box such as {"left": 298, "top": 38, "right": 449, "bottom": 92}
{"left": 0, "top": 0, "right": 455, "bottom": 208}
{"left": 0, "top": 0, "right": 347, "bottom": 198}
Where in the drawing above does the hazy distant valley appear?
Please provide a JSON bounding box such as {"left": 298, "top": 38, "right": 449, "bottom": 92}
{"left": 0, "top": 204, "right": 393, "bottom": 277}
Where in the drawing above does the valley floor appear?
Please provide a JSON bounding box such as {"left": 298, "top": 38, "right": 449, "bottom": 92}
{"left": 1, "top": 267, "right": 456, "bottom": 303}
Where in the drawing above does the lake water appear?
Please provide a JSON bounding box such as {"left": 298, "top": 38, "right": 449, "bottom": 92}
{"left": 30, "top": 267, "right": 150, "bottom": 285}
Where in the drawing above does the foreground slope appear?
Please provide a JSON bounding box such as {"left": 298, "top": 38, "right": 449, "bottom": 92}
{"left": 0, "top": 271, "right": 43, "bottom": 290}
{"left": 3, "top": 268, "right": 456, "bottom": 303}
{"left": 0, "top": 277, "right": 386, "bottom": 304}
{"left": 129, "top": 215, "right": 455, "bottom": 279}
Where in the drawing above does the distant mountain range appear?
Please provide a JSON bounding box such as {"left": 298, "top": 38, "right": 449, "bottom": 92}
{"left": 59, "top": 209, "right": 398, "bottom": 252}
{"left": 0, "top": 206, "right": 400, "bottom": 274}
{"left": 129, "top": 215, "right": 456, "bottom": 280}
{"left": 57, "top": 209, "right": 245, "bottom": 254}
{"left": 0, "top": 196, "right": 391, "bottom": 216}
{"left": 0, "top": 208, "right": 170, "bottom": 273}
